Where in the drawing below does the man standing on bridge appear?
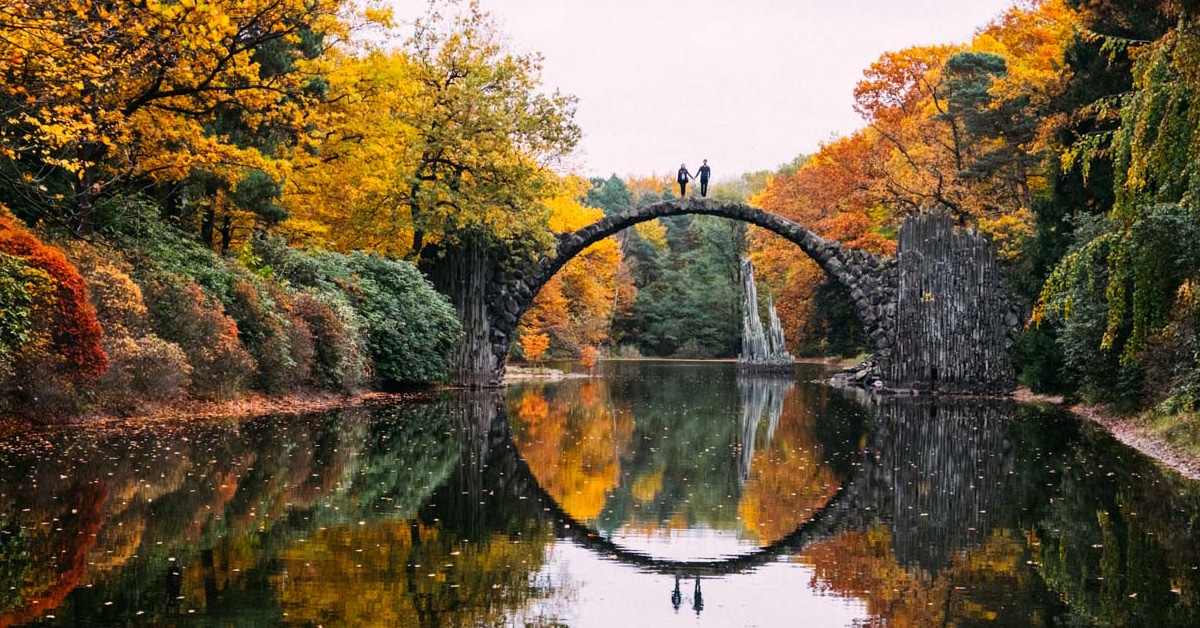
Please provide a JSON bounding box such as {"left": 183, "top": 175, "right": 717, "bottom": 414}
{"left": 697, "top": 159, "right": 711, "bottom": 197}
{"left": 677, "top": 163, "right": 693, "bottom": 197}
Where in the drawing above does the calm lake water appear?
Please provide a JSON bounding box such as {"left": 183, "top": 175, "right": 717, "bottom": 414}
{"left": 3, "top": 361, "right": 1200, "bottom": 626}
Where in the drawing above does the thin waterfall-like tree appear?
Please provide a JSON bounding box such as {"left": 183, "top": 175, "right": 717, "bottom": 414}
{"left": 739, "top": 258, "right": 795, "bottom": 372}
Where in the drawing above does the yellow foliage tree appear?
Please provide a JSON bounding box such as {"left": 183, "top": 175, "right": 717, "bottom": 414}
{"left": 283, "top": 3, "right": 579, "bottom": 261}
{"left": 0, "top": 0, "right": 378, "bottom": 232}
{"left": 518, "top": 178, "right": 620, "bottom": 357}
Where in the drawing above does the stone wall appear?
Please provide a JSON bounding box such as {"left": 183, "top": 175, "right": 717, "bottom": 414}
{"left": 887, "top": 212, "right": 1021, "bottom": 394}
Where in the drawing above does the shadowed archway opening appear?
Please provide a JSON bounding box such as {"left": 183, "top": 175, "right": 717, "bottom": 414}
{"left": 484, "top": 198, "right": 895, "bottom": 385}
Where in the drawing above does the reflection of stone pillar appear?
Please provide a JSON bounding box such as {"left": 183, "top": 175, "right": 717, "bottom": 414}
{"left": 737, "top": 377, "right": 794, "bottom": 483}
{"left": 423, "top": 391, "right": 510, "bottom": 540}
{"left": 867, "top": 397, "right": 1016, "bottom": 573}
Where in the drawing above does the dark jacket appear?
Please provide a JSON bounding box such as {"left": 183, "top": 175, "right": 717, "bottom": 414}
{"left": 677, "top": 168, "right": 691, "bottom": 183}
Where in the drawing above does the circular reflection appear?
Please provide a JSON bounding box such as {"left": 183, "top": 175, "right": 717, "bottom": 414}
{"left": 507, "top": 362, "right": 863, "bottom": 564}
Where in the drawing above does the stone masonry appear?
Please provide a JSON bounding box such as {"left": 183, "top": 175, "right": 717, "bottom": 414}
{"left": 468, "top": 199, "right": 1018, "bottom": 394}
{"left": 483, "top": 198, "right": 897, "bottom": 385}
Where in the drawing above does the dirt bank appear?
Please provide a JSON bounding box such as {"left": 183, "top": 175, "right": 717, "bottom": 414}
{"left": 0, "top": 390, "right": 432, "bottom": 440}
{"left": 1072, "top": 404, "right": 1200, "bottom": 481}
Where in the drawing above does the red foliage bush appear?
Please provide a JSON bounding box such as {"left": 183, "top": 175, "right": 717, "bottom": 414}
{"left": 0, "top": 210, "right": 107, "bottom": 378}
{"left": 144, "top": 274, "right": 255, "bottom": 400}
{"left": 291, "top": 293, "right": 367, "bottom": 391}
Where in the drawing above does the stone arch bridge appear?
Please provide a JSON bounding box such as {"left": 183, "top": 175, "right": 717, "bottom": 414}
{"left": 449, "top": 198, "right": 1021, "bottom": 394}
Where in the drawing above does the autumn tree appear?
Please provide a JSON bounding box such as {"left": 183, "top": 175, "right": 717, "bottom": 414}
{"left": 406, "top": 5, "right": 577, "bottom": 260}
{"left": 0, "top": 0, "right": 371, "bottom": 237}
{"left": 518, "top": 179, "right": 620, "bottom": 358}
{"left": 751, "top": 133, "right": 895, "bottom": 355}
{"left": 519, "top": 332, "right": 550, "bottom": 362}
{"left": 1035, "top": 4, "right": 1200, "bottom": 406}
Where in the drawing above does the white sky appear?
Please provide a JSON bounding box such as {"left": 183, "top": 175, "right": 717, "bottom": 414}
{"left": 389, "top": 0, "right": 1019, "bottom": 179}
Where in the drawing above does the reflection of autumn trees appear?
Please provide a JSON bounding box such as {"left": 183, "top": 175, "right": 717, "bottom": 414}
{"left": 273, "top": 519, "right": 556, "bottom": 627}
{"left": 8, "top": 380, "right": 1200, "bottom": 625}
{"left": 509, "top": 381, "right": 633, "bottom": 522}
{"left": 737, "top": 384, "right": 842, "bottom": 544}
{"left": 798, "top": 402, "right": 1200, "bottom": 627}
{"left": 1015, "top": 413, "right": 1200, "bottom": 627}
{"left": 803, "top": 527, "right": 1060, "bottom": 627}
{"left": 0, "top": 482, "right": 106, "bottom": 628}
{"left": 0, "top": 403, "right": 465, "bottom": 625}
{"left": 509, "top": 364, "right": 865, "bottom": 545}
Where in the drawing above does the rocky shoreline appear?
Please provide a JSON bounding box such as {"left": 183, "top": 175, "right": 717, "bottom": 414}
{"left": 503, "top": 366, "right": 591, "bottom": 381}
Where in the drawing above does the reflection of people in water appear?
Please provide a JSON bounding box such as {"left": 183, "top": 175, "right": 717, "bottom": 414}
{"left": 693, "top": 578, "right": 704, "bottom": 614}
{"left": 671, "top": 574, "right": 682, "bottom": 611}
{"left": 166, "top": 559, "right": 184, "bottom": 611}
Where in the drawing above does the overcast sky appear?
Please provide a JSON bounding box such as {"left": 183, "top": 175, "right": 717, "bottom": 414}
{"left": 389, "top": 0, "right": 1019, "bottom": 179}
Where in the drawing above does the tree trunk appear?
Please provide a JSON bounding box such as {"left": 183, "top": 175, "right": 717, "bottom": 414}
{"left": 200, "top": 206, "right": 215, "bottom": 249}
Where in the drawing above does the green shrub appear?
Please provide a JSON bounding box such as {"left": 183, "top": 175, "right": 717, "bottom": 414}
{"left": 109, "top": 198, "right": 238, "bottom": 297}
{"left": 227, "top": 279, "right": 296, "bottom": 393}
{"left": 97, "top": 335, "right": 192, "bottom": 413}
{"left": 342, "top": 252, "right": 461, "bottom": 385}
{"left": 107, "top": 205, "right": 326, "bottom": 395}
{"left": 253, "top": 236, "right": 460, "bottom": 385}
{"left": 284, "top": 308, "right": 316, "bottom": 388}
{"left": 0, "top": 252, "right": 55, "bottom": 377}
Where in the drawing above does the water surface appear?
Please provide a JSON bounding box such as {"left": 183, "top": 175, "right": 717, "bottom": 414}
{"left": 2, "top": 361, "right": 1200, "bottom": 626}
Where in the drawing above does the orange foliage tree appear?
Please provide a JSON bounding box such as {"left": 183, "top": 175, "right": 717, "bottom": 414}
{"left": 752, "top": 0, "right": 1076, "bottom": 353}
{"left": 580, "top": 346, "right": 599, "bottom": 371}
{"left": 520, "top": 332, "right": 550, "bottom": 362}
{"left": 0, "top": 208, "right": 106, "bottom": 377}
{"left": 752, "top": 132, "right": 896, "bottom": 354}
{"left": 519, "top": 179, "right": 620, "bottom": 357}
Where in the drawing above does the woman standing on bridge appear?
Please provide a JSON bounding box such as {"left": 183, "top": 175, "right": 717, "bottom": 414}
{"left": 677, "top": 164, "right": 693, "bottom": 197}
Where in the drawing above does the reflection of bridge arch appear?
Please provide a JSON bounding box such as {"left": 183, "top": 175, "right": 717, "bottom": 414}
{"left": 500, "top": 433, "right": 867, "bottom": 577}
{"left": 423, "top": 392, "right": 1019, "bottom": 579}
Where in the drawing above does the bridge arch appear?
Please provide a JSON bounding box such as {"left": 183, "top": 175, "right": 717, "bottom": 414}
{"left": 484, "top": 198, "right": 898, "bottom": 384}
